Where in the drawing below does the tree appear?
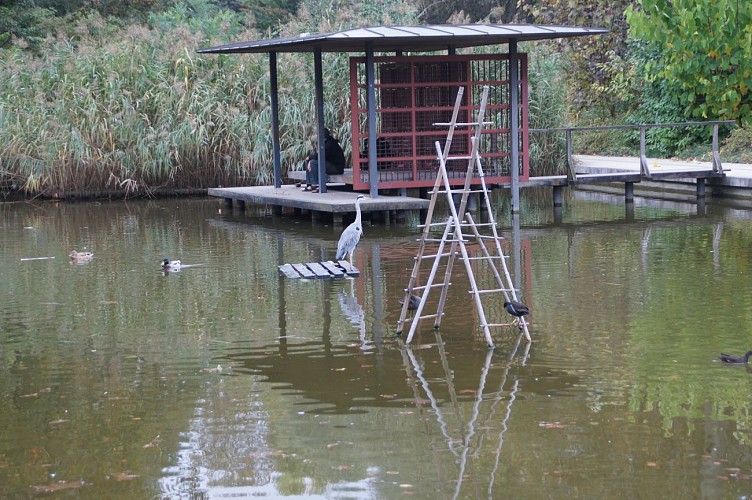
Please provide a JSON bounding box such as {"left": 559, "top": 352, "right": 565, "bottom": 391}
{"left": 519, "top": 0, "right": 632, "bottom": 118}
{"left": 627, "top": 0, "right": 752, "bottom": 126}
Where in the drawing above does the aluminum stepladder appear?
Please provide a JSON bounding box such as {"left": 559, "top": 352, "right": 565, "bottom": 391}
{"left": 396, "top": 85, "right": 531, "bottom": 347}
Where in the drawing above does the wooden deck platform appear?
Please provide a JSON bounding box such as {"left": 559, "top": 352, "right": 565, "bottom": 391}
{"left": 208, "top": 184, "right": 430, "bottom": 225}
{"left": 211, "top": 156, "right": 752, "bottom": 221}
{"left": 278, "top": 260, "right": 360, "bottom": 279}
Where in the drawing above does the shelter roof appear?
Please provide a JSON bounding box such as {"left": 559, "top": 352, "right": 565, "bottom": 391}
{"left": 197, "top": 24, "right": 608, "bottom": 55}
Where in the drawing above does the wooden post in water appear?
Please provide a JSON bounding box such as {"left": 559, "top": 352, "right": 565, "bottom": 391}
{"left": 625, "top": 182, "right": 634, "bottom": 203}
{"left": 553, "top": 185, "right": 563, "bottom": 207}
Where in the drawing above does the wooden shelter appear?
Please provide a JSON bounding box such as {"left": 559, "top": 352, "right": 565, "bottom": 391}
{"left": 198, "top": 24, "right": 607, "bottom": 212}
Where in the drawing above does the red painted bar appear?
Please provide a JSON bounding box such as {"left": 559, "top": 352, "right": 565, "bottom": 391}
{"left": 349, "top": 54, "right": 530, "bottom": 191}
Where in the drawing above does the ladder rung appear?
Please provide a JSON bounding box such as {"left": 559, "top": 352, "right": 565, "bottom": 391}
{"left": 459, "top": 222, "right": 497, "bottom": 228}
{"left": 418, "top": 252, "right": 459, "bottom": 260}
{"left": 411, "top": 283, "right": 449, "bottom": 292}
{"left": 470, "top": 288, "right": 515, "bottom": 295}
{"left": 418, "top": 222, "right": 452, "bottom": 228}
{"left": 445, "top": 156, "right": 473, "bottom": 161}
{"left": 401, "top": 312, "right": 444, "bottom": 324}
{"left": 422, "top": 238, "right": 468, "bottom": 243}
{"left": 475, "top": 234, "right": 502, "bottom": 240}
{"left": 485, "top": 323, "right": 516, "bottom": 328}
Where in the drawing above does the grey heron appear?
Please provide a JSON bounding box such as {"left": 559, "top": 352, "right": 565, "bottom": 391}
{"left": 336, "top": 195, "right": 366, "bottom": 266}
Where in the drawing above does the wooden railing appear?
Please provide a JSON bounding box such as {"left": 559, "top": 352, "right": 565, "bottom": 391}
{"left": 531, "top": 120, "right": 735, "bottom": 182}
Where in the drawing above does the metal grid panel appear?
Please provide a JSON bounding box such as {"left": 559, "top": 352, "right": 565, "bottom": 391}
{"left": 350, "top": 54, "right": 529, "bottom": 190}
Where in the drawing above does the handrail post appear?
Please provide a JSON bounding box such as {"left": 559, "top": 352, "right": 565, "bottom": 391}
{"left": 565, "top": 128, "right": 577, "bottom": 183}
{"left": 712, "top": 124, "right": 724, "bottom": 175}
{"left": 639, "top": 126, "right": 651, "bottom": 177}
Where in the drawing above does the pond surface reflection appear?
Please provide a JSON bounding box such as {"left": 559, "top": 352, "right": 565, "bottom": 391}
{"left": 2, "top": 194, "right": 752, "bottom": 498}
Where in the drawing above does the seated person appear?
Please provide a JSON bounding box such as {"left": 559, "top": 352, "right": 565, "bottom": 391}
{"left": 303, "top": 128, "right": 346, "bottom": 192}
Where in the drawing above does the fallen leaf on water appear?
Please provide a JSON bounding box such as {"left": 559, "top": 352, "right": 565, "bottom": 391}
{"left": 19, "top": 393, "right": 39, "bottom": 398}
{"left": 386, "top": 470, "right": 400, "bottom": 475}
{"left": 327, "top": 443, "right": 339, "bottom": 449}
{"left": 459, "top": 390, "right": 476, "bottom": 394}
{"left": 538, "top": 421, "right": 567, "bottom": 429}
{"left": 334, "top": 465, "right": 352, "bottom": 471}
{"left": 109, "top": 471, "right": 140, "bottom": 481}
{"left": 143, "top": 435, "right": 161, "bottom": 448}
{"left": 399, "top": 484, "right": 414, "bottom": 488}
{"left": 360, "top": 364, "right": 373, "bottom": 368}
{"left": 646, "top": 462, "right": 658, "bottom": 467}
{"left": 333, "top": 368, "right": 346, "bottom": 372}
{"left": 48, "top": 419, "right": 69, "bottom": 425}
{"left": 380, "top": 394, "right": 397, "bottom": 399}
{"left": 400, "top": 411, "right": 415, "bottom": 415}
{"left": 31, "top": 480, "right": 89, "bottom": 493}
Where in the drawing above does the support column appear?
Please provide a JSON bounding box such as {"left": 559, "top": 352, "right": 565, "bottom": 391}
{"left": 270, "top": 52, "right": 282, "bottom": 188}
{"left": 313, "top": 48, "right": 327, "bottom": 194}
{"left": 365, "top": 42, "right": 378, "bottom": 198}
{"left": 625, "top": 182, "right": 634, "bottom": 203}
{"left": 553, "top": 185, "right": 563, "bottom": 207}
{"left": 697, "top": 178, "right": 706, "bottom": 199}
{"left": 509, "top": 39, "right": 520, "bottom": 214}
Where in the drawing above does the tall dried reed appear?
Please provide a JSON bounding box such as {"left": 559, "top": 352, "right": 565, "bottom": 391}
{"left": 0, "top": 2, "right": 570, "bottom": 198}
{"left": 0, "top": 2, "right": 415, "bottom": 198}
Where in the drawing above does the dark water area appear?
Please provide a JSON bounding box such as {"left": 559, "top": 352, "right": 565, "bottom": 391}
{"left": 2, "top": 192, "right": 752, "bottom": 498}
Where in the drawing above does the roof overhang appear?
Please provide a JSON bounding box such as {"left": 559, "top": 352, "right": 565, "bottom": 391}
{"left": 197, "top": 24, "right": 608, "bottom": 55}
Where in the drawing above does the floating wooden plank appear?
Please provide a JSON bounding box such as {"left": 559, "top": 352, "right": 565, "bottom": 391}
{"left": 278, "top": 263, "right": 299, "bottom": 278}
{"left": 278, "top": 261, "right": 359, "bottom": 279}
{"left": 320, "top": 260, "right": 346, "bottom": 277}
{"left": 306, "top": 262, "right": 331, "bottom": 278}
{"left": 291, "top": 263, "right": 316, "bottom": 279}
{"left": 338, "top": 260, "right": 360, "bottom": 277}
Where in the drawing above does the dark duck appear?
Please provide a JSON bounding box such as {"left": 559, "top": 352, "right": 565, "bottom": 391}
{"left": 504, "top": 300, "right": 530, "bottom": 323}
{"left": 719, "top": 351, "right": 752, "bottom": 364}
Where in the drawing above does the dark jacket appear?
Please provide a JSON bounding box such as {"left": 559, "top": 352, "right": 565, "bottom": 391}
{"left": 310, "top": 136, "right": 346, "bottom": 175}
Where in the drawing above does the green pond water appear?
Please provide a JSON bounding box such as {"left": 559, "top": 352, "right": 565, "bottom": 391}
{"left": 1, "top": 192, "right": 752, "bottom": 499}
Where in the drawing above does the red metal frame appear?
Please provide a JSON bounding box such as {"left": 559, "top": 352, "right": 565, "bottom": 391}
{"left": 349, "top": 54, "right": 529, "bottom": 191}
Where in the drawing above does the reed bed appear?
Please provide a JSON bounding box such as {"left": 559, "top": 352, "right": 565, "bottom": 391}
{"left": 0, "top": 2, "right": 568, "bottom": 198}
{"left": 0, "top": 9, "right": 365, "bottom": 198}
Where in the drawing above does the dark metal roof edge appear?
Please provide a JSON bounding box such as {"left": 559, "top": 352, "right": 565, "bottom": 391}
{"left": 197, "top": 24, "right": 608, "bottom": 54}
